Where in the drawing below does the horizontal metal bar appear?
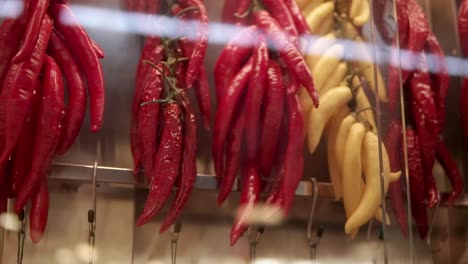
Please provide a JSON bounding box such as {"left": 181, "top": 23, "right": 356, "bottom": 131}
{"left": 48, "top": 162, "right": 335, "bottom": 198}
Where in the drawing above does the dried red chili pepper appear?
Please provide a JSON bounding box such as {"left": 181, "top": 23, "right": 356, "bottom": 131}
{"left": 385, "top": 121, "right": 408, "bottom": 238}
{"left": 280, "top": 88, "right": 305, "bottom": 214}
{"left": 48, "top": 31, "right": 87, "bottom": 155}
{"left": 194, "top": 67, "right": 211, "bottom": 130}
{"left": 8, "top": 82, "right": 42, "bottom": 198}
{"left": 15, "top": 55, "right": 65, "bottom": 213}
{"left": 0, "top": 15, "right": 52, "bottom": 165}
{"left": 409, "top": 69, "right": 439, "bottom": 208}
{"left": 213, "top": 58, "right": 253, "bottom": 178}
{"left": 262, "top": 0, "right": 298, "bottom": 39}
{"left": 0, "top": 18, "right": 26, "bottom": 88}
{"left": 436, "top": 142, "right": 464, "bottom": 207}
{"left": 245, "top": 37, "right": 268, "bottom": 163}
{"left": 29, "top": 179, "right": 49, "bottom": 244}
{"left": 50, "top": 4, "right": 105, "bottom": 132}
{"left": 214, "top": 26, "right": 256, "bottom": 100}
{"left": 230, "top": 165, "right": 261, "bottom": 246}
{"left": 138, "top": 66, "right": 163, "bottom": 182}
{"left": 222, "top": 0, "right": 240, "bottom": 23}
{"left": 178, "top": 0, "right": 208, "bottom": 89}
{"left": 406, "top": 128, "right": 428, "bottom": 240}
{"left": 137, "top": 103, "right": 183, "bottom": 226}
{"left": 217, "top": 108, "right": 246, "bottom": 206}
{"left": 160, "top": 95, "right": 197, "bottom": 233}
{"left": 12, "top": 0, "right": 50, "bottom": 63}
{"left": 254, "top": 10, "right": 319, "bottom": 108}
{"left": 282, "top": 0, "right": 310, "bottom": 35}
{"left": 260, "top": 60, "right": 285, "bottom": 178}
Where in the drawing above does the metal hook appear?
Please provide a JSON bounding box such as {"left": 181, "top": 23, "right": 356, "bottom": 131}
{"left": 170, "top": 220, "right": 182, "bottom": 264}
{"left": 426, "top": 199, "right": 448, "bottom": 254}
{"left": 306, "top": 178, "right": 324, "bottom": 262}
{"left": 88, "top": 161, "right": 98, "bottom": 264}
{"left": 247, "top": 226, "right": 264, "bottom": 264}
{"left": 17, "top": 209, "right": 26, "bottom": 264}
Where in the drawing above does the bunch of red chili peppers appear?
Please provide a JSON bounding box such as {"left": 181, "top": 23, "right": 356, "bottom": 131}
{"left": 130, "top": 0, "right": 209, "bottom": 233}
{"left": 0, "top": 0, "right": 105, "bottom": 243}
{"left": 385, "top": 0, "right": 463, "bottom": 240}
{"left": 215, "top": 0, "right": 317, "bottom": 245}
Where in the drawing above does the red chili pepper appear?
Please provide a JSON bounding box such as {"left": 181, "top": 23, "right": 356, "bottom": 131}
{"left": 50, "top": 4, "right": 105, "bottom": 132}
{"left": 385, "top": 121, "right": 408, "bottom": 238}
{"left": 0, "top": 18, "right": 26, "bottom": 89}
{"left": 436, "top": 142, "right": 464, "bottom": 207}
{"left": 12, "top": 0, "right": 49, "bottom": 63}
{"left": 136, "top": 103, "right": 183, "bottom": 226}
{"left": 260, "top": 60, "right": 285, "bottom": 178}
{"left": 230, "top": 165, "right": 261, "bottom": 246}
{"left": 0, "top": 15, "right": 52, "bottom": 165}
{"left": 214, "top": 26, "right": 256, "bottom": 101}
{"left": 0, "top": 161, "right": 9, "bottom": 213}
{"left": 90, "top": 39, "right": 105, "bottom": 59}
{"left": 459, "top": 0, "right": 468, "bottom": 57}
{"left": 282, "top": 0, "right": 310, "bottom": 35}
{"left": 245, "top": 37, "right": 268, "bottom": 163}
{"left": 194, "top": 67, "right": 211, "bottom": 130}
{"left": 425, "top": 33, "right": 449, "bottom": 133}
{"left": 8, "top": 82, "right": 42, "bottom": 198}
{"left": 254, "top": 10, "right": 319, "bottom": 108}
{"left": 213, "top": 58, "right": 253, "bottom": 178}
{"left": 48, "top": 31, "right": 87, "bottom": 155}
{"left": 177, "top": 0, "right": 208, "bottom": 89}
{"left": 138, "top": 66, "right": 163, "bottom": 182}
{"left": 160, "top": 95, "right": 197, "bottom": 233}
{"left": 217, "top": 108, "right": 246, "bottom": 206}
{"left": 280, "top": 88, "right": 305, "bottom": 214}
{"left": 409, "top": 67, "right": 439, "bottom": 208}
{"left": 132, "top": 37, "right": 164, "bottom": 174}
{"left": 222, "top": 0, "right": 240, "bottom": 23}
{"left": 262, "top": 0, "right": 298, "bottom": 39}
{"left": 147, "top": 0, "right": 160, "bottom": 13}
{"left": 406, "top": 128, "right": 428, "bottom": 240}
{"left": 15, "top": 55, "right": 65, "bottom": 213}
{"left": 29, "top": 179, "right": 49, "bottom": 244}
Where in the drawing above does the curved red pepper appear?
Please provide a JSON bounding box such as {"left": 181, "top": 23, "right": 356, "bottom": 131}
{"left": 262, "top": 0, "right": 298, "bottom": 39}
{"left": 222, "top": 0, "right": 240, "bottom": 23}
{"left": 132, "top": 37, "right": 164, "bottom": 174}
{"left": 254, "top": 10, "right": 319, "bottom": 108}
{"left": 260, "top": 60, "right": 285, "bottom": 178}
{"left": 194, "top": 67, "right": 211, "bottom": 130}
{"left": 406, "top": 128, "right": 428, "bottom": 240}
{"left": 213, "top": 58, "right": 253, "bottom": 178}
{"left": 48, "top": 31, "right": 87, "bottom": 155}
{"left": 8, "top": 82, "right": 42, "bottom": 198}
{"left": 230, "top": 165, "right": 261, "bottom": 246}
{"left": 15, "top": 55, "right": 65, "bottom": 213}
{"left": 0, "top": 15, "right": 52, "bottom": 165}
{"left": 436, "top": 142, "right": 464, "bottom": 207}
{"left": 29, "top": 179, "right": 49, "bottom": 244}
{"left": 217, "top": 108, "right": 246, "bottom": 206}
{"left": 459, "top": 0, "right": 468, "bottom": 57}
{"left": 282, "top": 0, "right": 310, "bottom": 35}
{"left": 385, "top": 121, "right": 408, "bottom": 238}
{"left": 409, "top": 69, "right": 439, "bottom": 208}
{"left": 12, "top": 0, "right": 49, "bottom": 63}
{"left": 137, "top": 103, "right": 182, "bottom": 226}
{"left": 280, "top": 88, "right": 305, "bottom": 214}
{"left": 160, "top": 95, "right": 197, "bottom": 233}
{"left": 50, "top": 4, "right": 105, "bottom": 132}
{"left": 245, "top": 37, "right": 268, "bottom": 163}
{"left": 214, "top": 26, "right": 256, "bottom": 101}
{"left": 178, "top": 0, "right": 208, "bottom": 89}
{"left": 138, "top": 66, "right": 163, "bottom": 182}
{"left": 0, "top": 18, "right": 26, "bottom": 89}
